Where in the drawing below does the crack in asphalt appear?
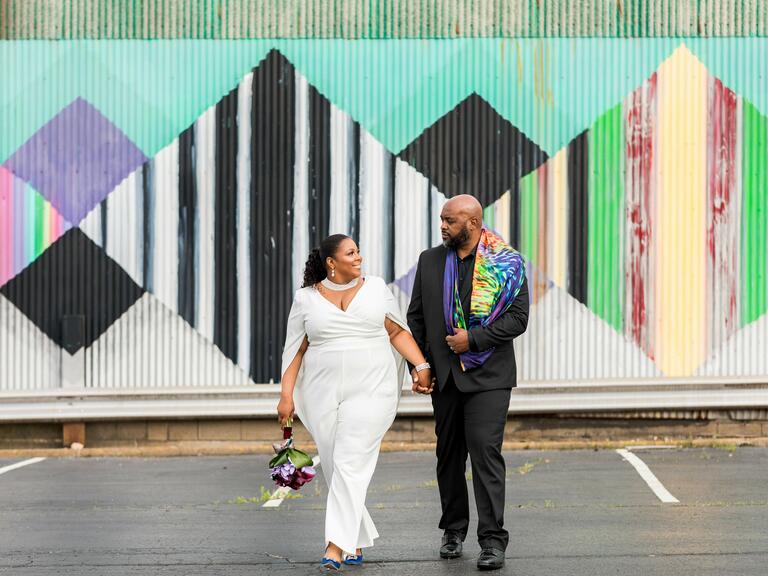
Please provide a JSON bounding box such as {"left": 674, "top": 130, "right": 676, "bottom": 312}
{"left": 3, "top": 550, "right": 768, "bottom": 568}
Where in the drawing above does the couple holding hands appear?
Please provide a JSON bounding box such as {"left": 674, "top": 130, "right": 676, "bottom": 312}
{"left": 278, "top": 194, "right": 529, "bottom": 571}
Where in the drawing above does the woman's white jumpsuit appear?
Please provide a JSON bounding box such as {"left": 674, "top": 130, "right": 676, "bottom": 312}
{"left": 281, "top": 276, "right": 407, "bottom": 554}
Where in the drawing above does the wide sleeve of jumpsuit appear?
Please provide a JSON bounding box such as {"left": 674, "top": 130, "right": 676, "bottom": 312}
{"left": 379, "top": 277, "right": 411, "bottom": 394}
{"left": 281, "top": 289, "right": 307, "bottom": 379}
{"left": 280, "top": 289, "right": 309, "bottom": 422}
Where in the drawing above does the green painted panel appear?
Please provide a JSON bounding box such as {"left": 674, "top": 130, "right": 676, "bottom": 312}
{"left": 23, "top": 185, "right": 35, "bottom": 263}
{"left": 483, "top": 204, "right": 495, "bottom": 229}
{"left": 741, "top": 99, "right": 768, "bottom": 326}
{"left": 33, "top": 191, "right": 45, "bottom": 259}
{"left": 587, "top": 104, "right": 623, "bottom": 331}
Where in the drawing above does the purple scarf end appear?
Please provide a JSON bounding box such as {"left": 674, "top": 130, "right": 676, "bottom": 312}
{"left": 459, "top": 348, "right": 494, "bottom": 371}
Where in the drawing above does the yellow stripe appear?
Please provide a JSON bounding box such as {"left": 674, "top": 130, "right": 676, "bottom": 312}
{"left": 656, "top": 46, "right": 707, "bottom": 376}
{"left": 496, "top": 190, "right": 511, "bottom": 244}
{"left": 547, "top": 148, "right": 568, "bottom": 289}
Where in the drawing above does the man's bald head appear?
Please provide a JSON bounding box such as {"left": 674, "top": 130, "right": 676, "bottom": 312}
{"left": 445, "top": 194, "right": 483, "bottom": 219}
{"left": 440, "top": 194, "right": 484, "bottom": 252}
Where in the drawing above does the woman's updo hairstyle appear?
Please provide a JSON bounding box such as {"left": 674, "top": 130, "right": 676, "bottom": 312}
{"left": 302, "top": 234, "right": 351, "bottom": 288}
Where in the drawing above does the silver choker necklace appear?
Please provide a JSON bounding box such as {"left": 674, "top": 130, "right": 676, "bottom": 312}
{"left": 321, "top": 276, "right": 360, "bottom": 291}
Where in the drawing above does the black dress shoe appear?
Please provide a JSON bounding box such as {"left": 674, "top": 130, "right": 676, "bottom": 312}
{"left": 476, "top": 547, "right": 505, "bottom": 570}
{"left": 439, "top": 532, "right": 463, "bottom": 559}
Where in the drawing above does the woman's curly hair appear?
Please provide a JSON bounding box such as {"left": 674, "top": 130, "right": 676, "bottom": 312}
{"left": 302, "top": 234, "right": 351, "bottom": 288}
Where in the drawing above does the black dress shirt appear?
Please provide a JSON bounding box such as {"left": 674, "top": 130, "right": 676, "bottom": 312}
{"left": 455, "top": 248, "right": 480, "bottom": 352}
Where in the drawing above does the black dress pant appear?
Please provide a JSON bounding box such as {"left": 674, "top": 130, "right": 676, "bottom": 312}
{"left": 431, "top": 374, "right": 511, "bottom": 551}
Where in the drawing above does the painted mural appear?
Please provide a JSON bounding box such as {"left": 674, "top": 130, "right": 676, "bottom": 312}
{"left": 1, "top": 39, "right": 768, "bottom": 389}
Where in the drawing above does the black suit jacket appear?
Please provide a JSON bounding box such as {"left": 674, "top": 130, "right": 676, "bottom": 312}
{"left": 406, "top": 244, "right": 530, "bottom": 393}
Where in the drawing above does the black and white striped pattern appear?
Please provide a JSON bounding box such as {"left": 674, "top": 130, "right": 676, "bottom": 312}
{"left": 81, "top": 49, "right": 444, "bottom": 382}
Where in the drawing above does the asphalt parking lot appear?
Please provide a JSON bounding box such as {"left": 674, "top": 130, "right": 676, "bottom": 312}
{"left": 1, "top": 447, "right": 766, "bottom": 575}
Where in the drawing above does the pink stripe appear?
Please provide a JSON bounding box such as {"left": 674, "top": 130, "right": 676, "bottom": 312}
{"left": 624, "top": 72, "right": 657, "bottom": 360}
{"left": 0, "top": 167, "right": 13, "bottom": 286}
{"left": 706, "top": 78, "right": 739, "bottom": 348}
{"left": 48, "top": 204, "right": 61, "bottom": 246}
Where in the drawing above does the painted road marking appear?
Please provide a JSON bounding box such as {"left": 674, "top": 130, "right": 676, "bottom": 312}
{"left": 263, "top": 455, "right": 320, "bottom": 508}
{"left": 616, "top": 449, "right": 679, "bottom": 503}
{"left": 0, "top": 457, "right": 46, "bottom": 476}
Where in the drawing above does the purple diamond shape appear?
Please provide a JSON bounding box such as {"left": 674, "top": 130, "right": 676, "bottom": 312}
{"left": 393, "top": 265, "right": 418, "bottom": 299}
{"left": 3, "top": 98, "right": 147, "bottom": 224}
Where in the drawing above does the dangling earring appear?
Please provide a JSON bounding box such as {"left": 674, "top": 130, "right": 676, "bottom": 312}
{"left": 331, "top": 268, "right": 335, "bottom": 278}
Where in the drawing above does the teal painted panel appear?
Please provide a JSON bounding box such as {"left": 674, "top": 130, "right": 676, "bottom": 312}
{"left": 3, "top": 39, "right": 768, "bottom": 163}
{"left": 283, "top": 39, "right": 681, "bottom": 154}
{"left": 687, "top": 39, "right": 768, "bottom": 118}
{"left": 0, "top": 41, "right": 275, "bottom": 160}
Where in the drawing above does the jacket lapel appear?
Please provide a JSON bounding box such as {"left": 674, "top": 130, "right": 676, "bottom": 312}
{"left": 435, "top": 245, "right": 447, "bottom": 313}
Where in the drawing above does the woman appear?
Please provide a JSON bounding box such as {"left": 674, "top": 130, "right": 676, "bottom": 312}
{"left": 278, "top": 234, "right": 432, "bottom": 570}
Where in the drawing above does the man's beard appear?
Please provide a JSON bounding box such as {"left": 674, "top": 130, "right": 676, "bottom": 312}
{"left": 443, "top": 224, "right": 471, "bottom": 249}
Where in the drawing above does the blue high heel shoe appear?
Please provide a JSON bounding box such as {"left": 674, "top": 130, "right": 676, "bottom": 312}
{"left": 320, "top": 557, "right": 341, "bottom": 570}
{"left": 344, "top": 552, "right": 364, "bottom": 566}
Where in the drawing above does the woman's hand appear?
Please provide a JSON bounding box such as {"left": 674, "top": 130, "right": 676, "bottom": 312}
{"left": 411, "top": 367, "right": 434, "bottom": 395}
{"left": 277, "top": 394, "right": 295, "bottom": 427}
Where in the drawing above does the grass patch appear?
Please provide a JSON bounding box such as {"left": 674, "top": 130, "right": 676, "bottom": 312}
{"left": 508, "top": 458, "right": 549, "bottom": 477}
{"left": 691, "top": 500, "right": 768, "bottom": 508}
{"left": 513, "top": 499, "right": 558, "bottom": 509}
{"left": 227, "top": 486, "right": 303, "bottom": 505}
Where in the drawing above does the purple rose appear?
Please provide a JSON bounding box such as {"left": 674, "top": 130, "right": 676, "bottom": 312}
{"left": 288, "top": 466, "right": 316, "bottom": 490}
{"left": 270, "top": 462, "right": 296, "bottom": 487}
{"left": 297, "top": 466, "right": 316, "bottom": 480}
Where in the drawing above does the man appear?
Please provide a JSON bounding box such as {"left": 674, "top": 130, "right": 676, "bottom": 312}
{"left": 407, "top": 194, "right": 529, "bottom": 571}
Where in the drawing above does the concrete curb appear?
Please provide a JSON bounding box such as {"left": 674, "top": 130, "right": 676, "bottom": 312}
{"left": 0, "top": 437, "right": 765, "bottom": 458}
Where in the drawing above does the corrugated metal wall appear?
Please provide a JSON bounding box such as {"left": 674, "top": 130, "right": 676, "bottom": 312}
{"left": 1, "top": 3, "right": 768, "bottom": 402}
{"left": 3, "top": 1, "right": 768, "bottom": 38}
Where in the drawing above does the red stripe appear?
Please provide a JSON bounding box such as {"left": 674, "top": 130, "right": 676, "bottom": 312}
{"left": 624, "top": 72, "right": 657, "bottom": 359}
{"left": 707, "top": 78, "right": 739, "bottom": 344}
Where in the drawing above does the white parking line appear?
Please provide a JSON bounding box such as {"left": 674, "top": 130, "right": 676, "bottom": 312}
{"left": 263, "top": 455, "right": 320, "bottom": 508}
{"left": 616, "top": 449, "right": 679, "bottom": 503}
{"left": 0, "top": 457, "right": 46, "bottom": 476}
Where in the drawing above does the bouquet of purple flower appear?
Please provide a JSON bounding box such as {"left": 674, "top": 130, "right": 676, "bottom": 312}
{"left": 269, "top": 418, "right": 316, "bottom": 491}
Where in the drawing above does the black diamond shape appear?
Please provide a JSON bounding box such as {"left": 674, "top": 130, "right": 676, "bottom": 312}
{"left": 0, "top": 229, "right": 145, "bottom": 354}
{"left": 398, "top": 93, "right": 548, "bottom": 207}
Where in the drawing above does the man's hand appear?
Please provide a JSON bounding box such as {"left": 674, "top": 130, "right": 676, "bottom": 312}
{"left": 446, "top": 328, "right": 469, "bottom": 354}
{"left": 411, "top": 367, "right": 434, "bottom": 395}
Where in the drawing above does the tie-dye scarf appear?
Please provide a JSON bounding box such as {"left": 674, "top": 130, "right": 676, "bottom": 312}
{"left": 443, "top": 228, "right": 526, "bottom": 371}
